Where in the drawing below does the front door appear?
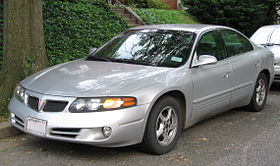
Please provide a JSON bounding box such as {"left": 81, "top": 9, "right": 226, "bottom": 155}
{"left": 190, "top": 30, "right": 232, "bottom": 121}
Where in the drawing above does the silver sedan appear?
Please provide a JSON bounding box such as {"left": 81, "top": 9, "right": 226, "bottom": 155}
{"left": 250, "top": 25, "right": 280, "bottom": 83}
{"left": 9, "top": 24, "right": 274, "bottom": 154}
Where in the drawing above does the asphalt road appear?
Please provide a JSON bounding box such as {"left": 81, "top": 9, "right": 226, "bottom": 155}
{"left": 1, "top": 86, "right": 280, "bottom": 166}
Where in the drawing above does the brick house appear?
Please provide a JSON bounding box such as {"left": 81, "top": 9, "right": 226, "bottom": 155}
{"left": 160, "top": 0, "right": 181, "bottom": 9}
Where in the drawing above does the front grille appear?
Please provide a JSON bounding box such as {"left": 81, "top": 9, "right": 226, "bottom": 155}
{"left": 275, "top": 75, "right": 280, "bottom": 81}
{"left": 15, "top": 115, "right": 24, "bottom": 128}
{"left": 27, "top": 96, "right": 39, "bottom": 111}
{"left": 15, "top": 115, "right": 24, "bottom": 124}
{"left": 50, "top": 128, "right": 80, "bottom": 138}
{"left": 26, "top": 94, "right": 68, "bottom": 112}
{"left": 44, "top": 100, "right": 68, "bottom": 112}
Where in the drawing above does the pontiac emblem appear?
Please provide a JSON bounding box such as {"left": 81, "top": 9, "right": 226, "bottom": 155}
{"left": 38, "top": 99, "right": 45, "bottom": 111}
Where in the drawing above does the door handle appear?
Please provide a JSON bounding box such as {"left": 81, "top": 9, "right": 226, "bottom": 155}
{"left": 255, "top": 62, "right": 260, "bottom": 67}
{"left": 223, "top": 73, "right": 230, "bottom": 78}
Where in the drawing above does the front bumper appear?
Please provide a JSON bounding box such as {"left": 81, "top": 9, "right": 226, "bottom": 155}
{"left": 8, "top": 94, "right": 149, "bottom": 147}
{"left": 274, "top": 65, "right": 280, "bottom": 83}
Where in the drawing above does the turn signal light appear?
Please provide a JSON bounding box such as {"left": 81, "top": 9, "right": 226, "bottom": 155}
{"left": 103, "top": 97, "right": 137, "bottom": 109}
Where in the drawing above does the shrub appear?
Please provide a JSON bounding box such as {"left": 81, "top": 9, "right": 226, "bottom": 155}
{"left": 43, "top": 0, "right": 128, "bottom": 66}
{"left": 182, "top": 0, "right": 278, "bottom": 36}
{"left": 0, "top": 1, "right": 3, "bottom": 70}
{"left": 119, "top": 0, "right": 170, "bottom": 9}
{"left": 133, "top": 8, "right": 198, "bottom": 24}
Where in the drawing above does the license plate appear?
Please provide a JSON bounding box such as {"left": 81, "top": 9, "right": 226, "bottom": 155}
{"left": 26, "top": 117, "right": 47, "bottom": 136}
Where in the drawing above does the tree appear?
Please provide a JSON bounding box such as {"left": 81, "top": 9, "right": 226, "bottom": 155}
{"left": 262, "top": 0, "right": 279, "bottom": 24}
{"left": 183, "top": 0, "right": 278, "bottom": 36}
{"left": 0, "top": 0, "right": 48, "bottom": 116}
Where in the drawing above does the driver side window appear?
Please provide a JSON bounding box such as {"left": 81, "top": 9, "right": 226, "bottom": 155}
{"left": 197, "top": 31, "right": 225, "bottom": 61}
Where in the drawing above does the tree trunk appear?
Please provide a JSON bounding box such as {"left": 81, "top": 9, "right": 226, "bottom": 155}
{"left": 0, "top": 0, "right": 48, "bottom": 116}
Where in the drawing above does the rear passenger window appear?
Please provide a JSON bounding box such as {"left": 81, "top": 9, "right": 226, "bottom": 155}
{"left": 220, "top": 30, "right": 253, "bottom": 57}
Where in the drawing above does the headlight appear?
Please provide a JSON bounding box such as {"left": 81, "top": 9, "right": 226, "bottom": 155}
{"left": 69, "top": 97, "right": 137, "bottom": 113}
{"left": 14, "top": 84, "right": 26, "bottom": 103}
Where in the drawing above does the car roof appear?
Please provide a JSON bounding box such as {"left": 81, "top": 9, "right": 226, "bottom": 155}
{"left": 257, "top": 25, "right": 280, "bottom": 29}
{"left": 129, "top": 24, "right": 232, "bottom": 34}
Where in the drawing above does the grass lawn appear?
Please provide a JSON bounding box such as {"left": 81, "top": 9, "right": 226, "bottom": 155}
{"left": 133, "top": 8, "right": 198, "bottom": 25}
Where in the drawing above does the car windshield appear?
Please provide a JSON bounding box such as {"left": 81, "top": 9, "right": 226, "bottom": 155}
{"left": 87, "top": 29, "right": 195, "bottom": 67}
{"left": 270, "top": 28, "right": 280, "bottom": 44}
{"left": 250, "top": 26, "right": 280, "bottom": 45}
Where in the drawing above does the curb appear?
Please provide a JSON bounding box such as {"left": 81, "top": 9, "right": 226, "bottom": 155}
{"left": 0, "top": 122, "right": 23, "bottom": 139}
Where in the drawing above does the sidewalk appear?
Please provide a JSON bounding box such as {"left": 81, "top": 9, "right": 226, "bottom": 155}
{"left": 0, "top": 122, "right": 23, "bottom": 139}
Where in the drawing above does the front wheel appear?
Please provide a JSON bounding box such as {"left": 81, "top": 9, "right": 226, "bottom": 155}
{"left": 247, "top": 73, "right": 268, "bottom": 112}
{"left": 141, "top": 96, "right": 183, "bottom": 155}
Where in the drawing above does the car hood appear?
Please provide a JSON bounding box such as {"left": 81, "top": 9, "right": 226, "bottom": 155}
{"left": 21, "top": 59, "right": 171, "bottom": 97}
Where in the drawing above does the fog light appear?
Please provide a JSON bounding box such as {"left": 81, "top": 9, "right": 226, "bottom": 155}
{"left": 102, "top": 126, "right": 112, "bottom": 138}
{"left": 10, "top": 113, "right": 15, "bottom": 118}
{"left": 11, "top": 119, "right": 16, "bottom": 123}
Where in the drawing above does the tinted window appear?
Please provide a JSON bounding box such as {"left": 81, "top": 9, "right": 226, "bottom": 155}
{"left": 196, "top": 31, "right": 225, "bottom": 61}
{"left": 87, "top": 30, "right": 196, "bottom": 67}
{"left": 220, "top": 30, "right": 253, "bottom": 57}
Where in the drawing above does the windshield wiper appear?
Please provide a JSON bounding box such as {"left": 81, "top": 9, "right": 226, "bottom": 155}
{"left": 263, "top": 43, "right": 280, "bottom": 47}
{"left": 111, "top": 59, "right": 158, "bottom": 66}
{"left": 86, "top": 55, "right": 112, "bottom": 62}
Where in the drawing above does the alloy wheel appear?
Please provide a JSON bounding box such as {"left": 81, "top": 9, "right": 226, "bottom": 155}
{"left": 255, "top": 79, "right": 266, "bottom": 106}
{"left": 156, "top": 106, "right": 178, "bottom": 146}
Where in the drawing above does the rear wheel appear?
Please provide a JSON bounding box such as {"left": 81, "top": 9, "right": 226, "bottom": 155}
{"left": 247, "top": 73, "right": 268, "bottom": 112}
{"left": 141, "top": 96, "right": 183, "bottom": 155}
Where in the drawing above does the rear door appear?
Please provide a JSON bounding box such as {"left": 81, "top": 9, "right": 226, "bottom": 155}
{"left": 219, "top": 29, "right": 260, "bottom": 108}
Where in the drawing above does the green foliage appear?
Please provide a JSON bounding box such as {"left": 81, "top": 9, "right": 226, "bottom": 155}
{"left": 24, "top": 56, "right": 36, "bottom": 77}
{"left": 43, "top": 0, "right": 128, "bottom": 66}
{"left": 133, "top": 8, "right": 198, "bottom": 24}
{"left": 0, "top": 0, "right": 127, "bottom": 69}
{"left": 0, "top": 111, "right": 8, "bottom": 122}
{"left": 0, "top": 1, "right": 3, "bottom": 70}
{"left": 119, "top": 0, "right": 170, "bottom": 9}
{"left": 182, "top": 0, "right": 278, "bottom": 36}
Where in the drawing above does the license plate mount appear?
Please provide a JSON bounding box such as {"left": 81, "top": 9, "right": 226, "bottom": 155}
{"left": 26, "top": 117, "right": 47, "bottom": 136}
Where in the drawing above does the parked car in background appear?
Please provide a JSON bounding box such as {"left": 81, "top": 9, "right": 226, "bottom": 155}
{"left": 9, "top": 24, "right": 274, "bottom": 155}
{"left": 250, "top": 25, "right": 280, "bottom": 83}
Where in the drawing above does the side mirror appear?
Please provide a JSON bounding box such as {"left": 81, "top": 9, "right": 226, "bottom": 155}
{"left": 88, "top": 48, "right": 97, "bottom": 56}
{"left": 192, "top": 55, "right": 217, "bottom": 67}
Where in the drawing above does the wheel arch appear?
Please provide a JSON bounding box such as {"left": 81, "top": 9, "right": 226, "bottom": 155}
{"left": 149, "top": 90, "right": 187, "bottom": 128}
{"left": 260, "top": 69, "right": 271, "bottom": 86}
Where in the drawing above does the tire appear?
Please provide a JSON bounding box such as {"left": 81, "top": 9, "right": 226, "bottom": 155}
{"left": 141, "top": 95, "right": 183, "bottom": 155}
{"left": 247, "top": 73, "right": 268, "bottom": 112}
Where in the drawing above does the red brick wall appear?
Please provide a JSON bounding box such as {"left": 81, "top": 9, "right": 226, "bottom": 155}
{"left": 160, "top": 0, "right": 177, "bottom": 9}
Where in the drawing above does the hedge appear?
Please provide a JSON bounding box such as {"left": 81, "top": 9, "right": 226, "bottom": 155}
{"left": 43, "top": 0, "right": 128, "bottom": 66}
{"left": 0, "top": 0, "right": 128, "bottom": 69}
